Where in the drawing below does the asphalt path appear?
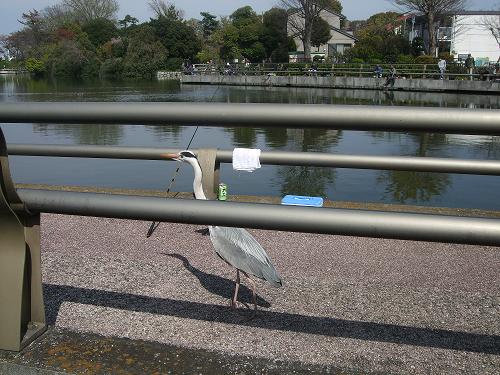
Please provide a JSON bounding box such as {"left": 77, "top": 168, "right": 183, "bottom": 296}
{"left": 40, "top": 213, "right": 500, "bottom": 374}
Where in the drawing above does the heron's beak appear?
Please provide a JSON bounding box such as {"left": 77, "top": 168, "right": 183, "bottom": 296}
{"left": 161, "top": 152, "right": 181, "bottom": 161}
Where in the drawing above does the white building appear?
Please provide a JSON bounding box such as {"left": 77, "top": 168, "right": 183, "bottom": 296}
{"left": 409, "top": 10, "right": 500, "bottom": 64}
{"left": 287, "top": 7, "right": 357, "bottom": 62}
{"left": 450, "top": 12, "right": 500, "bottom": 64}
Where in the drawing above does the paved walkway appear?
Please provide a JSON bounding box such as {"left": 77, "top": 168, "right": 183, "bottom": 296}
{"left": 38, "top": 213, "right": 499, "bottom": 374}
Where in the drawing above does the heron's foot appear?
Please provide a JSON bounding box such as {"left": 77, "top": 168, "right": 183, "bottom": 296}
{"left": 230, "top": 300, "right": 249, "bottom": 310}
{"left": 195, "top": 228, "right": 210, "bottom": 236}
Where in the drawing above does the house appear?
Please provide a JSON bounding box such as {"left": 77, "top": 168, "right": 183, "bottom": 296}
{"left": 405, "top": 10, "right": 500, "bottom": 64}
{"left": 450, "top": 11, "right": 500, "bottom": 64}
{"left": 287, "top": 7, "right": 357, "bottom": 62}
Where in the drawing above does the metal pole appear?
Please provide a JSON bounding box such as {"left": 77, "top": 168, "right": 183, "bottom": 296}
{"left": 1, "top": 102, "right": 500, "bottom": 134}
{"left": 8, "top": 144, "right": 500, "bottom": 176}
{"left": 17, "top": 189, "right": 500, "bottom": 247}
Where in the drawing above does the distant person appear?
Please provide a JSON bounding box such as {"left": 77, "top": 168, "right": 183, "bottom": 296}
{"left": 383, "top": 65, "right": 397, "bottom": 88}
{"left": 465, "top": 54, "right": 475, "bottom": 79}
{"left": 438, "top": 58, "right": 446, "bottom": 80}
{"left": 374, "top": 65, "right": 383, "bottom": 78}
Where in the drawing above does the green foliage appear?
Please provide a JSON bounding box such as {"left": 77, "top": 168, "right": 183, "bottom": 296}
{"left": 118, "top": 15, "right": 139, "bottom": 29}
{"left": 397, "top": 54, "right": 415, "bottom": 63}
{"left": 99, "top": 57, "right": 124, "bottom": 78}
{"left": 261, "top": 8, "right": 288, "bottom": 62}
{"left": 411, "top": 37, "right": 425, "bottom": 56}
{"left": 209, "top": 6, "right": 267, "bottom": 63}
{"left": 25, "top": 57, "right": 45, "bottom": 75}
{"left": 123, "top": 25, "right": 168, "bottom": 78}
{"left": 415, "top": 55, "right": 437, "bottom": 64}
{"left": 200, "top": 12, "right": 219, "bottom": 38}
{"left": 82, "top": 18, "right": 118, "bottom": 47}
{"left": 149, "top": 16, "right": 201, "bottom": 60}
{"left": 46, "top": 40, "right": 86, "bottom": 78}
{"left": 165, "top": 57, "right": 183, "bottom": 70}
{"left": 438, "top": 52, "right": 454, "bottom": 62}
{"left": 311, "top": 17, "right": 331, "bottom": 48}
{"left": 347, "top": 12, "right": 410, "bottom": 63}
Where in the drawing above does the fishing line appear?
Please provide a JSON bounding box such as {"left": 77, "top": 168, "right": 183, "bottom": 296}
{"left": 146, "top": 65, "right": 227, "bottom": 237}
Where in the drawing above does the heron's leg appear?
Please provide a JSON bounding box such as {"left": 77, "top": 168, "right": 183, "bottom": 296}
{"left": 242, "top": 271, "right": 258, "bottom": 317}
{"left": 231, "top": 269, "right": 240, "bottom": 309}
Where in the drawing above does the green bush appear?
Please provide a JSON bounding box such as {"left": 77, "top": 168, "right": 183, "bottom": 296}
{"left": 415, "top": 55, "right": 437, "bottom": 64}
{"left": 165, "top": 57, "right": 183, "bottom": 71}
{"left": 438, "top": 52, "right": 454, "bottom": 62}
{"left": 81, "top": 56, "right": 101, "bottom": 79}
{"left": 100, "top": 58, "right": 124, "bottom": 78}
{"left": 25, "top": 58, "right": 46, "bottom": 75}
{"left": 397, "top": 54, "right": 415, "bottom": 64}
{"left": 351, "top": 58, "right": 364, "bottom": 64}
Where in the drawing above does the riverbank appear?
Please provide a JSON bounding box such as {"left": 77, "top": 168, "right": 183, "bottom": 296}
{"left": 176, "top": 74, "right": 500, "bottom": 94}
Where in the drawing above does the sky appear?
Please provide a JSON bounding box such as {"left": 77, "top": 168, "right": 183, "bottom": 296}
{"left": 0, "top": 0, "right": 498, "bottom": 35}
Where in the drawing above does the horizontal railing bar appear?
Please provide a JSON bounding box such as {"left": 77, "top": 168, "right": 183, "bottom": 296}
{"left": 17, "top": 189, "right": 500, "bottom": 246}
{"left": 1, "top": 102, "right": 500, "bottom": 135}
{"left": 8, "top": 144, "right": 500, "bottom": 175}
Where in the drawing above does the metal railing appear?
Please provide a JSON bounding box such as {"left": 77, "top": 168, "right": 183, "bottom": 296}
{"left": 1, "top": 102, "right": 500, "bottom": 134}
{"left": 7, "top": 144, "right": 500, "bottom": 176}
{"left": 187, "top": 62, "right": 499, "bottom": 81}
{"left": 1, "top": 102, "right": 500, "bottom": 352}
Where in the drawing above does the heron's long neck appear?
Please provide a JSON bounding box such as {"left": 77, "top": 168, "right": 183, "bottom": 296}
{"left": 190, "top": 159, "right": 207, "bottom": 200}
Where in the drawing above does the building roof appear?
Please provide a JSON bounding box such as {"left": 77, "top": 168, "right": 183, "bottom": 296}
{"left": 454, "top": 10, "right": 500, "bottom": 16}
{"left": 330, "top": 26, "right": 358, "bottom": 41}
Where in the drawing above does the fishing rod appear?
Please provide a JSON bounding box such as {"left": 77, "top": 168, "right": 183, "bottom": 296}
{"left": 146, "top": 63, "right": 231, "bottom": 237}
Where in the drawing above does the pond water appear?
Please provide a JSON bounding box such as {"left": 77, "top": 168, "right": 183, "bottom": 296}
{"left": 1, "top": 76, "right": 499, "bottom": 210}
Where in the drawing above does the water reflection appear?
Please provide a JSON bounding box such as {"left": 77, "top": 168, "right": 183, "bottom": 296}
{"left": 144, "top": 125, "right": 184, "bottom": 141}
{"left": 224, "top": 127, "right": 257, "bottom": 148}
{"left": 376, "top": 133, "right": 450, "bottom": 204}
{"left": 277, "top": 129, "right": 342, "bottom": 197}
{"left": 2, "top": 76, "right": 500, "bottom": 209}
{"left": 33, "top": 124, "right": 124, "bottom": 145}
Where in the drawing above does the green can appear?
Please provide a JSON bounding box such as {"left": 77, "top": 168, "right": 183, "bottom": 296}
{"left": 218, "top": 183, "right": 227, "bottom": 201}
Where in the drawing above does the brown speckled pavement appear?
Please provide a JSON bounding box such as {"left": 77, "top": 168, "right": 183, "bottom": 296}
{"left": 24, "top": 213, "right": 500, "bottom": 374}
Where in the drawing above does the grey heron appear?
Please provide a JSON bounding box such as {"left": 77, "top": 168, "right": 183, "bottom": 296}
{"left": 162, "top": 150, "right": 282, "bottom": 315}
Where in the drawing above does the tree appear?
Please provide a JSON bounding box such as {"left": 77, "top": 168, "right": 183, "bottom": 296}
{"left": 200, "top": 12, "right": 219, "bottom": 38}
{"left": 148, "top": 0, "right": 184, "bottom": 20}
{"left": 41, "top": 4, "right": 74, "bottom": 31}
{"left": 62, "top": 0, "right": 119, "bottom": 23}
{"left": 118, "top": 15, "right": 139, "bottom": 29}
{"left": 281, "top": 0, "right": 342, "bottom": 61}
{"left": 347, "top": 12, "right": 410, "bottom": 62}
{"left": 392, "top": 0, "right": 465, "bottom": 57}
{"left": 482, "top": 14, "right": 500, "bottom": 48}
{"left": 311, "top": 16, "right": 331, "bottom": 48}
{"left": 82, "top": 18, "right": 118, "bottom": 47}
{"left": 149, "top": 16, "right": 201, "bottom": 60}
{"left": 123, "top": 25, "right": 168, "bottom": 78}
{"left": 262, "top": 7, "right": 289, "bottom": 62}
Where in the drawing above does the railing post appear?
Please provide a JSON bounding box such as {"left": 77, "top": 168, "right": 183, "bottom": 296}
{"left": 0, "top": 127, "right": 46, "bottom": 351}
{"left": 196, "top": 148, "right": 220, "bottom": 200}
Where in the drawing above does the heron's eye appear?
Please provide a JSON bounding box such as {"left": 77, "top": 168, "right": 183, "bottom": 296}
{"left": 180, "top": 151, "right": 196, "bottom": 158}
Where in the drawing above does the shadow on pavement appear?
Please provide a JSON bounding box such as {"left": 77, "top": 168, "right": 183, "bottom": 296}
{"left": 161, "top": 253, "right": 271, "bottom": 308}
{"left": 43, "top": 283, "right": 500, "bottom": 355}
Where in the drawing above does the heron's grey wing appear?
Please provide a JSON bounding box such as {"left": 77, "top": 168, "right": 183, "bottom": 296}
{"left": 209, "top": 226, "right": 282, "bottom": 287}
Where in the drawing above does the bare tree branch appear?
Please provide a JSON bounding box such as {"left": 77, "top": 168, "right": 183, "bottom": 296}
{"left": 148, "top": 0, "right": 184, "bottom": 20}
{"left": 482, "top": 14, "right": 500, "bottom": 47}
{"left": 62, "top": 0, "right": 119, "bottom": 23}
{"left": 280, "top": 0, "right": 340, "bottom": 60}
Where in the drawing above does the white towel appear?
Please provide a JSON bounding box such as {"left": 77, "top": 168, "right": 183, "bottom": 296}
{"left": 232, "top": 148, "right": 261, "bottom": 172}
